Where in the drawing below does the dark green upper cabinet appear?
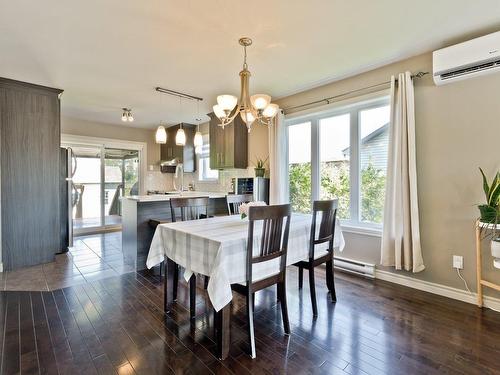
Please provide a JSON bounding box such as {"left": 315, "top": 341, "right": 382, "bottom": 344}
{"left": 209, "top": 113, "right": 248, "bottom": 169}
{"left": 160, "top": 123, "right": 196, "bottom": 172}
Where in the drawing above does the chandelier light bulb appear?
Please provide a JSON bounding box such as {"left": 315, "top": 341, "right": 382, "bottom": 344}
{"left": 121, "top": 112, "right": 127, "bottom": 122}
{"left": 193, "top": 131, "right": 203, "bottom": 147}
{"left": 175, "top": 128, "right": 186, "bottom": 146}
{"left": 251, "top": 94, "right": 271, "bottom": 110}
{"left": 240, "top": 110, "right": 255, "bottom": 128}
{"left": 127, "top": 111, "right": 134, "bottom": 122}
{"left": 155, "top": 125, "right": 167, "bottom": 144}
{"left": 217, "top": 95, "right": 238, "bottom": 112}
{"left": 262, "top": 103, "right": 279, "bottom": 118}
{"left": 213, "top": 104, "right": 226, "bottom": 119}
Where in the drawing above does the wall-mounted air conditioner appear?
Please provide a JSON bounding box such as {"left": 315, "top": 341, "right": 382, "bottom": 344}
{"left": 433, "top": 31, "right": 500, "bottom": 85}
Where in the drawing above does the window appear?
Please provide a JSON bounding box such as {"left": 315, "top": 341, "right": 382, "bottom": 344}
{"left": 286, "top": 97, "right": 390, "bottom": 227}
{"left": 198, "top": 134, "right": 219, "bottom": 181}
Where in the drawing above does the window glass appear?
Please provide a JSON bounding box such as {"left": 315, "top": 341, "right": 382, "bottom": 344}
{"left": 319, "top": 114, "right": 350, "bottom": 219}
{"left": 359, "top": 105, "right": 390, "bottom": 224}
{"left": 198, "top": 134, "right": 218, "bottom": 181}
{"left": 288, "top": 122, "right": 311, "bottom": 213}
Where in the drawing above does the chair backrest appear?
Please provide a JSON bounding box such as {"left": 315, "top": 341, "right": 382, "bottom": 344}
{"left": 226, "top": 193, "right": 254, "bottom": 215}
{"left": 169, "top": 196, "right": 209, "bottom": 222}
{"left": 246, "top": 204, "right": 292, "bottom": 282}
{"left": 309, "top": 199, "right": 338, "bottom": 259}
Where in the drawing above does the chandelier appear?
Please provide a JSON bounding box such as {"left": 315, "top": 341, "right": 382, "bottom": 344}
{"left": 213, "top": 37, "right": 279, "bottom": 132}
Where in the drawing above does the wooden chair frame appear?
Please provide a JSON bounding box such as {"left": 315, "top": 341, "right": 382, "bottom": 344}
{"left": 230, "top": 204, "right": 292, "bottom": 358}
{"left": 226, "top": 193, "right": 254, "bottom": 215}
{"left": 293, "top": 199, "right": 338, "bottom": 316}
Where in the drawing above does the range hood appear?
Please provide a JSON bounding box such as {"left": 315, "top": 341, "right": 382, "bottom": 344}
{"left": 160, "top": 158, "right": 181, "bottom": 173}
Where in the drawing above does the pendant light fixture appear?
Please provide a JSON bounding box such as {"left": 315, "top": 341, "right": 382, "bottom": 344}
{"left": 212, "top": 37, "right": 279, "bottom": 132}
{"left": 194, "top": 100, "right": 203, "bottom": 154}
{"left": 155, "top": 124, "right": 167, "bottom": 144}
{"left": 175, "top": 97, "right": 186, "bottom": 146}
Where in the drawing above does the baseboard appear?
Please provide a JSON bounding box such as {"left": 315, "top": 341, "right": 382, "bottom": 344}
{"left": 375, "top": 269, "right": 500, "bottom": 312}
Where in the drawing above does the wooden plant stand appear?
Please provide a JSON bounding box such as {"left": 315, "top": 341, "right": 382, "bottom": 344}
{"left": 475, "top": 220, "right": 500, "bottom": 307}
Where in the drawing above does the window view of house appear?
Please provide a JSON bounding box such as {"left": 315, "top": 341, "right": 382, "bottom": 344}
{"left": 287, "top": 99, "right": 389, "bottom": 225}
{"left": 320, "top": 114, "right": 350, "bottom": 219}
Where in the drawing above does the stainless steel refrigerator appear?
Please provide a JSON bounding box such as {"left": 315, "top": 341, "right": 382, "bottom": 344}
{"left": 253, "top": 177, "right": 270, "bottom": 204}
{"left": 59, "top": 147, "right": 77, "bottom": 253}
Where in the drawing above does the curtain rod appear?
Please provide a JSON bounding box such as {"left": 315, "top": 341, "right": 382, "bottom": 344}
{"left": 283, "top": 71, "right": 429, "bottom": 113}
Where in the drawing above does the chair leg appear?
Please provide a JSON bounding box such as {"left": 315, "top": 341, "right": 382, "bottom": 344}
{"left": 246, "top": 291, "right": 256, "bottom": 358}
{"left": 278, "top": 280, "right": 290, "bottom": 334}
{"left": 309, "top": 266, "right": 318, "bottom": 317}
{"left": 204, "top": 276, "right": 209, "bottom": 290}
{"left": 298, "top": 266, "right": 303, "bottom": 289}
{"left": 163, "top": 261, "right": 168, "bottom": 313}
{"left": 326, "top": 259, "right": 337, "bottom": 302}
{"left": 190, "top": 275, "right": 196, "bottom": 319}
{"left": 173, "top": 264, "right": 179, "bottom": 301}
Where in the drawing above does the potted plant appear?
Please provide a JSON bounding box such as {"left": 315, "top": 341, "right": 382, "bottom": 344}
{"left": 254, "top": 156, "right": 268, "bottom": 178}
{"left": 478, "top": 168, "right": 500, "bottom": 267}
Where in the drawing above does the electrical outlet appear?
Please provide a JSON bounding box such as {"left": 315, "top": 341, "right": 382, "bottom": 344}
{"left": 453, "top": 255, "right": 463, "bottom": 269}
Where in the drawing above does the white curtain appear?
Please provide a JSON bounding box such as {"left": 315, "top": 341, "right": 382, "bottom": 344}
{"left": 268, "top": 110, "right": 287, "bottom": 204}
{"left": 381, "top": 72, "right": 425, "bottom": 273}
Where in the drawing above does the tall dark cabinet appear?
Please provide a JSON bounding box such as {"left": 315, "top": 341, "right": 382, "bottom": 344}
{"left": 209, "top": 112, "right": 248, "bottom": 169}
{"left": 0, "top": 78, "right": 63, "bottom": 270}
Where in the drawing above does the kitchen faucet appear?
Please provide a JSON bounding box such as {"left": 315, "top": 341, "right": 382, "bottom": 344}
{"left": 173, "top": 163, "right": 184, "bottom": 193}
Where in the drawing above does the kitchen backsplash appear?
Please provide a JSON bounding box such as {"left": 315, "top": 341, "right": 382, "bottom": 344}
{"left": 144, "top": 167, "right": 256, "bottom": 193}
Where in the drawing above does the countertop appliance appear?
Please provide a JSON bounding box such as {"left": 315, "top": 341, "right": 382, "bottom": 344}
{"left": 231, "top": 177, "right": 270, "bottom": 204}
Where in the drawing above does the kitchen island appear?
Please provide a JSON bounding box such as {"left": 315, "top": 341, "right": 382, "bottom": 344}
{"left": 121, "top": 192, "right": 229, "bottom": 271}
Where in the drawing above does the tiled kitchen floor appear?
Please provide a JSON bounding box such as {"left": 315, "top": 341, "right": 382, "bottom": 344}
{"left": 0, "top": 231, "right": 135, "bottom": 291}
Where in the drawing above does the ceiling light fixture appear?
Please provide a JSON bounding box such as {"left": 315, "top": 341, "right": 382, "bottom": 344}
{"left": 155, "top": 125, "right": 167, "bottom": 144}
{"left": 175, "top": 97, "right": 186, "bottom": 146}
{"left": 121, "top": 108, "right": 134, "bottom": 122}
{"left": 213, "top": 37, "right": 279, "bottom": 132}
{"left": 194, "top": 100, "right": 203, "bottom": 153}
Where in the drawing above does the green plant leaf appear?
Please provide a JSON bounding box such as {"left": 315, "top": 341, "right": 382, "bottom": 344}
{"left": 479, "top": 167, "right": 490, "bottom": 200}
{"left": 489, "top": 174, "right": 500, "bottom": 207}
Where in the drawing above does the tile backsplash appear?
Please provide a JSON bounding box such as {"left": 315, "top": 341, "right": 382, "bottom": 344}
{"left": 144, "top": 167, "right": 256, "bottom": 193}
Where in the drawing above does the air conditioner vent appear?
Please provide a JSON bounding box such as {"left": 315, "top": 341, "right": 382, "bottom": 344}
{"left": 440, "top": 59, "right": 500, "bottom": 81}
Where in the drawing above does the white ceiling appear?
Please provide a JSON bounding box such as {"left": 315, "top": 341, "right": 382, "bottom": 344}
{"left": 1, "top": 0, "right": 499, "bottom": 129}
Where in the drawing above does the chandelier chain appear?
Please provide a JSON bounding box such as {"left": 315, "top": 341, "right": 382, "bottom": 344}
{"left": 243, "top": 45, "right": 248, "bottom": 70}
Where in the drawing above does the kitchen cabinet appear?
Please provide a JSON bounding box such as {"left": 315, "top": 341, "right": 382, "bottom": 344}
{"left": 0, "top": 77, "right": 63, "bottom": 270}
{"left": 160, "top": 123, "right": 196, "bottom": 172}
{"left": 209, "top": 112, "right": 248, "bottom": 169}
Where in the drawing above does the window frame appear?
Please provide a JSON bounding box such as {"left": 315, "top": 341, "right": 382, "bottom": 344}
{"left": 285, "top": 95, "right": 390, "bottom": 231}
{"left": 196, "top": 134, "right": 219, "bottom": 183}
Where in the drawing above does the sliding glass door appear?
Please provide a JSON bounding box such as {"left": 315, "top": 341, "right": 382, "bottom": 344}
{"left": 63, "top": 142, "right": 141, "bottom": 235}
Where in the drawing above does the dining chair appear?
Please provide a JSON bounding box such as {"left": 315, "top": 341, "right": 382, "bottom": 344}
{"left": 230, "top": 203, "right": 292, "bottom": 358}
{"left": 293, "top": 199, "right": 338, "bottom": 317}
{"left": 226, "top": 193, "right": 253, "bottom": 215}
{"left": 166, "top": 196, "right": 210, "bottom": 319}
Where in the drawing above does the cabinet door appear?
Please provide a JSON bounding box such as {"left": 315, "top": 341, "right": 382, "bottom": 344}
{"left": 223, "top": 122, "right": 235, "bottom": 168}
{"left": 209, "top": 117, "right": 219, "bottom": 169}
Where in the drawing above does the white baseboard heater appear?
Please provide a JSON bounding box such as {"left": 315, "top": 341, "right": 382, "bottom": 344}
{"left": 333, "top": 256, "right": 375, "bottom": 278}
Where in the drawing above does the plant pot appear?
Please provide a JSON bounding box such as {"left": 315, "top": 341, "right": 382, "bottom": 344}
{"left": 492, "top": 239, "right": 500, "bottom": 258}
{"left": 478, "top": 204, "right": 498, "bottom": 223}
{"left": 254, "top": 168, "right": 265, "bottom": 177}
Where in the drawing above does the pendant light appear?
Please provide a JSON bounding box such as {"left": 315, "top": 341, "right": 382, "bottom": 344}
{"left": 193, "top": 100, "right": 203, "bottom": 153}
{"left": 176, "top": 124, "right": 186, "bottom": 146}
{"left": 155, "top": 124, "right": 167, "bottom": 144}
{"left": 175, "top": 97, "right": 186, "bottom": 146}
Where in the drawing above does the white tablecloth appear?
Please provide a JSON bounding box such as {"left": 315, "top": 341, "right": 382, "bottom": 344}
{"left": 147, "top": 213, "right": 345, "bottom": 311}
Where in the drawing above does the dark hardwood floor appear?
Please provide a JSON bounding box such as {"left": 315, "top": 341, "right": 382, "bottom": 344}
{"left": 0, "top": 267, "right": 499, "bottom": 375}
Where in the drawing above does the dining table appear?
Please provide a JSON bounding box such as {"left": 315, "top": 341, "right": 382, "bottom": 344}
{"left": 147, "top": 213, "right": 345, "bottom": 359}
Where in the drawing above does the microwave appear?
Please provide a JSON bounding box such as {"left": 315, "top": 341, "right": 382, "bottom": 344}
{"left": 230, "top": 177, "right": 270, "bottom": 204}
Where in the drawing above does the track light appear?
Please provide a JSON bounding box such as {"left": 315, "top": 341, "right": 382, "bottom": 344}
{"left": 121, "top": 108, "right": 134, "bottom": 122}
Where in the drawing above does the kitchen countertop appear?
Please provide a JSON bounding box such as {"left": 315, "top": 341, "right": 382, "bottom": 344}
{"left": 122, "top": 191, "right": 229, "bottom": 202}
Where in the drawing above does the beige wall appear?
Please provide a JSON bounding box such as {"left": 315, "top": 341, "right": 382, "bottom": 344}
{"left": 61, "top": 117, "right": 160, "bottom": 168}
{"left": 276, "top": 52, "right": 500, "bottom": 297}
